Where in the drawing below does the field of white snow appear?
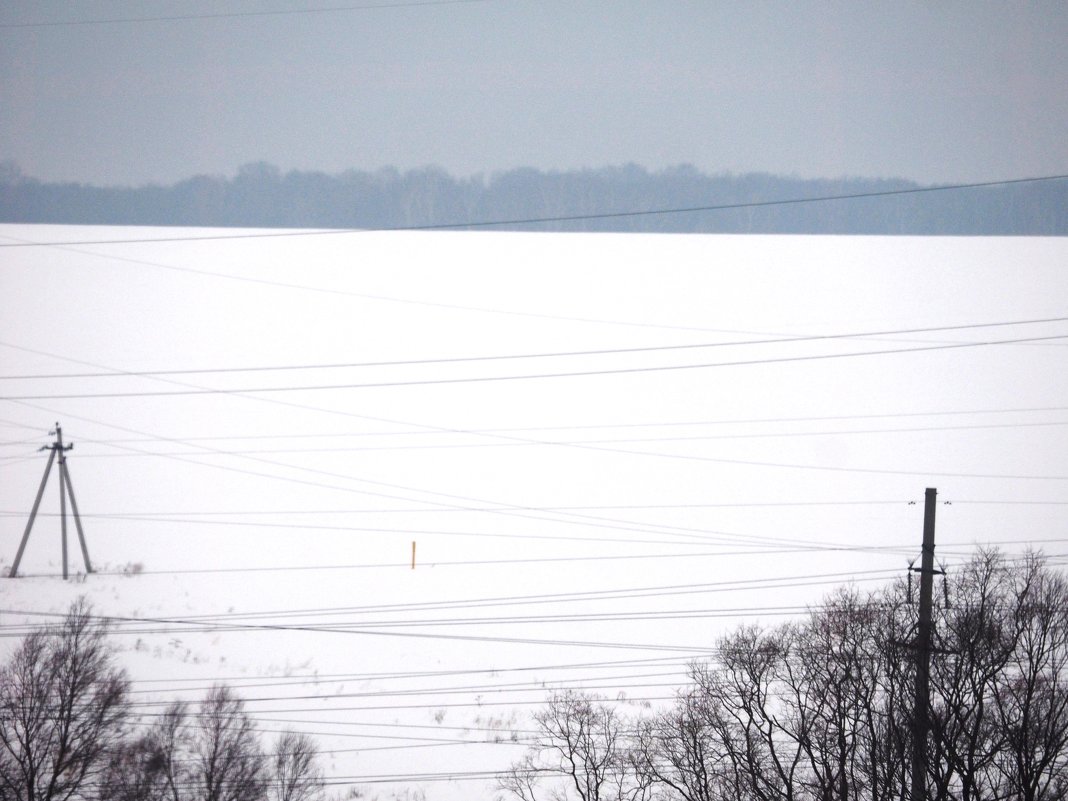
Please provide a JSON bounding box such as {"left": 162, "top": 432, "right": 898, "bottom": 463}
{"left": 2, "top": 226, "right": 1067, "bottom": 799}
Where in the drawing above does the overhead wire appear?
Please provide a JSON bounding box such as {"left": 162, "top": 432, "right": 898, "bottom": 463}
{"left": 0, "top": 566, "right": 905, "bottom": 630}
{"left": 108, "top": 600, "right": 1068, "bottom": 726}
{"left": 6, "top": 337, "right": 809, "bottom": 550}
{"left": 5, "top": 332, "right": 1068, "bottom": 400}
{"left": 0, "top": 352, "right": 1038, "bottom": 615}
{"left": 0, "top": 548, "right": 900, "bottom": 579}
{"left": 9, "top": 539, "right": 1062, "bottom": 580}
{"left": 0, "top": 500, "right": 915, "bottom": 517}
{"left": 6, "top": 400, "right": 784, "bottom": 551}
{"left": 9, "top": 329, "right": 1068, "bottom": 537}
{"left": 11, "top": 230, "right": 1068, "bottom": 346}
{"left": 123, "top": 653, "right": 697, "bottom": 689}
{"left": 22, "top": 402, "right": 1068, "bottom": 446}
{"left": 9, "top": 394, "right": 1068, "bottom": 493}
{"left": 3, "top": 314, "right": 1066, "bottom": 381}
{"left": 4, "top": 249, "right": 1059, "bottom": 666}
{"left": 30, "top": 417, "right": 1068, "bottom": 458}
{"left": 113, "top": 623, "right": 1063, "bottom": 721}
{"left": 2, "top": 240, "right": 1059, "bottom": 559}
{"left": 0, "top": 631, "right": 688, "bottom": 754}
{"left": 15, "top": 372, "right": 930, "bottom": 559}
{"left": 7, "top": 398, "right": 958, "bottom": 557}
{"left": 0, "top": 433, "right": 914, "bottom": 559}
{"left": 9, "top": 496, "right": 1068, "bottom": 514}
{"left": 0, "top": 238, "right": 796, "bottom": 336}
{"left": 8, "top": 552, "right": 1062, "bottom": 777}
{"left": 123, "top": 669, "right": 695, "bottom": 708}
{"left": 29, "top": 622, "right": 1065, "bottom": 722}
{"left": 8, "top": 553, "right": 1062, "bottom": 644}
{"left": 0, "top": 500, "right": 811, "bottom": 547}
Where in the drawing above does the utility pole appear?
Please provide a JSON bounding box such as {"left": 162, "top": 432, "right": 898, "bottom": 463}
{"left": 10, "top": 423, "right": 93, "bottom": 580}
{"left": 910, "top": 487, "right": 938, "bottom": 801}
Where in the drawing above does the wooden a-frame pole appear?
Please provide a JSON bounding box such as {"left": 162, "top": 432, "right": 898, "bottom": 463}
{"left": 9, "top": 424, "right": 93, "bottom": 579}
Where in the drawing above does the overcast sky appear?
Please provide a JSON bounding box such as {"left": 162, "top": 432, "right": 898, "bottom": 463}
{"left": 2, "top": 1, "right": 1067, "bottom": 187}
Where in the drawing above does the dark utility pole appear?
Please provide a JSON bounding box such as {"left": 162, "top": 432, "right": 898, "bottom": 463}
{"left": 10, "top": 423, "right": 93, "bottom": 580}
{"left": 910, "top": 487, "right": 938, "bottom": 801}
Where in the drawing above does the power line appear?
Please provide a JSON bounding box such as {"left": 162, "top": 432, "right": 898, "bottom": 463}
{"left": 0, "top": 505, "right": 853, "bottom": 551}
{"left": 953, "top": 499, "right": 1068, "bottom": 506}
{"left": 6, "top": 539, "right": 1059, "bottom": 580}
{"left": 8, "top": 322, "right": 1067, "bottom": 492}
{"left": 14, "top": 397, "right": 1068, "bottom": 488}
{"left": 123, "top": 685, "right": 678, "bottom": 715}
{"left": 1, "top": 409, "right": 770, "bottom": 565}
{"left": 38, "top": 418, "right": 1068, "bottom": 458}
{"left": 2, "top": 547, "right": 903, "bottom": 579}
{"left": 6, "top": 401, "right": 767, "bottom": 547}
{"left": 28, "top": 504, "right": 1056, "bottom": 559}
{"left": 3, "top": 315, "right": 1065, "bottom": 380}
{"left": 122, "top": 653, "right": 694, "bottom": 688}
{"left": 16, "top": 667, "right": 693, "bottom": 710}
{"left": 0, "top": 567, "right": 903, "bottom": 628}
{"left": 31, "top": 403, "right": 1068, "bottom": 444}
{"left": 4, "top": 326, "right": 1055, "bottom": 559}
{"left": 5, "top": 332, "right": 1066, "bottom": 399}
{"left": 27, "top": 551, "right": 1055, "bottom": 627}
{"left": 103, "top": 659, "right": 699, "bottom": 720}
{"left": 0, "top": 606, "right": 830, "bottom": 639}
{"left": 10, "top": 363, "right": 1068, "bottom": 585}
{"left": 7, "top": 540, "right": 1040, "bottom": 589}
{"left": 80, "top": 514, "right": 735, "bottom": 552}
{"left": 0, "top": 242, "right": 783, "bottom": 337}
{"left": 121, "top": 670, "right": 718, "bottom": 707}
{"left": 0, "top": 573, "right": 895, "bottom": 644}
{"left": 22, "top": 234, "right": 1068, "bottom": 345}
{"left": 1, "top": 173, "right": 1066, "bottom": 247}
{"left": 126, "top": 674, "right": 691, "bottom": 705}
{"left": 0, "top": 500, "right": 913, "bottom": 515}
{"left": 0, "top": 406, "right": 932, "bottom": 558}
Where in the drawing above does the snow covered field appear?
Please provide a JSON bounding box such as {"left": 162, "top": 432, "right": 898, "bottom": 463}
{"left": 2, "top": 226, "right": 1067, "bottom": 798}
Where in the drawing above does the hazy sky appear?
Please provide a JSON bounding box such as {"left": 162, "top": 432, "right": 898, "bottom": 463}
{"left": 2, "top": 1, "right": 1067, "bottom": 187}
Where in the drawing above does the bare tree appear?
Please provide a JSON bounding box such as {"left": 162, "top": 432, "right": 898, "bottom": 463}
{"left": 271, "top": 729, "right": 324, "bottom": 801}
{"left": 992, "top": 555, "right": 1068, "bottom": 801}
{"left": 155, "top": 701, "right": 191, "bottom": 801}
{"left": 499, "top": 753, "right": 543, "bottom": 801}
{"left": 103, "top": 690, "right": 328, "bottom": 801}
{"left": 856, "top": 580, "right": 913, "bottom": 801}
{"left": 99, "top": 732, "right": 171, "bottom": 801}
{"left": 500, "top": 691, "right": 649, "bottom": 801}
{"left": 925, "top": 551, "right": 1016, "bottom": 801}
{"left": 99, "top": 700, "right": 190, "bottom": 801}
{"left": 0, "top": 598, "right": 129, "bottom": 801}
{"left": 628, "top": 552, "right": 1068, "bottom": 801}
{"left": 184, "top": 685, "right": 268, "bottom": 801}
{"left": 634, "top": 682, "right": 741, "bottom": 801}
{"left": 694, "top": 625, "right": 804, "bottom": 801}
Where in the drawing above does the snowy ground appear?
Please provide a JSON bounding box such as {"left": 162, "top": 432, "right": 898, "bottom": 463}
{"left": 2, "top": 227, "right": 1067, "bottom": 799}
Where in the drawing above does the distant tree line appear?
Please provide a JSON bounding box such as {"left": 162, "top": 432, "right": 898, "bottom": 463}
{"left": 1, "top": 161, "right": 1065, "bottom": 235}
{"left": 502, "top": 551, "right": 1068, "bottom": 801}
